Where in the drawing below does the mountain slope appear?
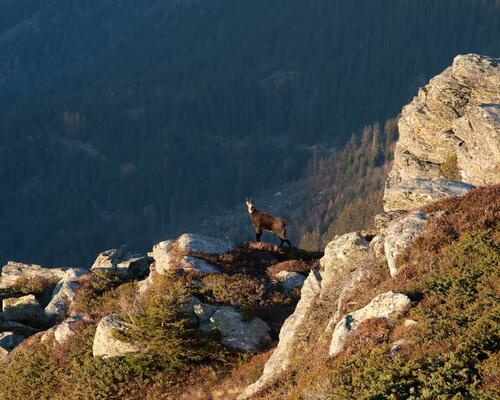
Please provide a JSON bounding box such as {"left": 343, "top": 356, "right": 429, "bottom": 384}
{"left": 1, "top": 0, "right": 500, "bottom": 269}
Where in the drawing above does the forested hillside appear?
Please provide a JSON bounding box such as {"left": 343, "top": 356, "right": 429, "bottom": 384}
{"left": 1, "top": 0, "right": 499, "bottom": 267}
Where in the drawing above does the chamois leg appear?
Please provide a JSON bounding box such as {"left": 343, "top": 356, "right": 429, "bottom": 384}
{"left": 256, "top": 230, "right": 262, "bottom": 242}
{"left": 278, "top": 229, "right": 292, "bottom": 248}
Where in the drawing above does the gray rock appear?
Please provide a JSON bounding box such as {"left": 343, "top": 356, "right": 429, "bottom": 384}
{"left": 208, "top": 306, "right": 271, "bottom": 352}
{"left": 44, "top": 268, "right": 89, "bottom": 320}
{"left": 53, "top": 315, "right": 84, "bottom": 345}
{"left": 384, "top": 211, "right": 427, "bottom": 276}
{"left": 3, "top": 294, "right": 47, "bottom": 325}
{"left": 374, "top": 211, "right": 404, "bottom": 230}
{"left": 239, "top": 270, "right": 322, "bottom": 399}
{"left": 91, "top": 250, "right": 151, "bottom": 279}
{"left": 384, "top": 54, "right": 500, "bottom": 212}
{"left": 0, "top": 331, "right": 25, "bottom": 351}
{"left": 383, "top": 178, "right": 474, "bottom": 212}
{"left": 320, "top": 232, "right": 369, "bottom": 292}
{"left": 274, "top": 271, "right": 306, "bottom": 293}
{"left": 0, "top": 261, "right": 67, "bottom": 290}
{"left": 179, "top": 256, "right": 221, "bottom": 275}
{"left": 150, "top": 240, "right": 175, "bottom": 274}
{"left": 0, "top": 320, "right": 40, "bottom": 337}
{"left": 329, "top": 291, "right": 411, "bottom": 357}
{"left": 92, "top": 314, "right": 140, "bottom": 358}
{"left": 175, "top": 233, "right": 234, "bottom": 255}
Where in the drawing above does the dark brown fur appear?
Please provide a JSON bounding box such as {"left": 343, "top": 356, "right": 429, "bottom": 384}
{"left": 246, "top": 199, "right": 292, "bottom": 247}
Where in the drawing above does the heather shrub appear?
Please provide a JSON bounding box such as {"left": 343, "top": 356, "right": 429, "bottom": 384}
{"left": 201, "top": 273, "right": 267, "bottom": 313}
{"left": 72, "top": 270, "right": 134, "bottom": 316}
{"left": 259, "top": 186, "right": 500, "bottom": 400}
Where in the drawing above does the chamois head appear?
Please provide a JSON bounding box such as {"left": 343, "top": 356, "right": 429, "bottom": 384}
{"left": 245, "top": 198, "right": 255, "bottom": 214}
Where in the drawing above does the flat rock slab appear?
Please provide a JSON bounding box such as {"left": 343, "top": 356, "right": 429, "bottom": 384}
{"left": 3, "top": 294, "right": 47, "bottom": 326}
{"left": 0, "top": 261, "right": 67, "bottom": 290}
{"left": 329, "top": 291, "right": 411, "bottom": 357}
{"left": 175, "top": 233, "right": 235, "bottom": 255}
{"left": 384, "top": 178, "right": 474, "bottom": 212}
{"left": 91, "top": 250, "right": 151, "bottom": 279}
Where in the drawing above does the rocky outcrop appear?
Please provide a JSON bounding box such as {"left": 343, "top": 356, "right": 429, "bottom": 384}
{"left": 2, "top": 295, "right": 47, "bottom": 326}
{"left": 203, "top": 306, "right": 271, "bottom": 352}
{"left": 384, "top": 211, "right": 427, "bottom": 276}
{"left": 92, "top": 314, "right": 140, "bottom": 358}
{"left": 239, "top": 270, "right": 322, "bottom": 399}
{"left": 150, "top": 240, "right": 175, "bottom": 274}
{"left": 384, "top": 54, "right": 500, "bottom": 212}
{"left": 329, "top": 291, "right": 411, "bottom": 357}
{"left": 0, "top": 261, "right": 67, "bottom": 290}
{"left": 91, "top": 249, "right": 152, "bottom": 279}
{"left": 274, "top": 271, "right": 306, "bottom": 293}
{"left": 320, "top": 232, "right": 369, "bottom": 291}
{"left": 384, "top": 179, "right": 474, "bottom": 212}
{"left": 44, "top": 268, "right": 88, "bottom": 320}
{"left": 175, "top": 233, "right": 234, "bottom": 255}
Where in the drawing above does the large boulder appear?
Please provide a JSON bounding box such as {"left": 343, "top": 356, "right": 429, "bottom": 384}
{"left": 239, "top": 270, "right": 322, "bottom": 400}
{"left": 320, "top": 232, "right": 369, "bottom": 291}
{"left": 384, "top": 54, "right": 500, "bottom": 212}
{"left": 175, "top": 233, "right": 234, "bottom": 255}
{"left": 2, "top": 294, "right": 47, "bottom": 326}
{"left": 204, "top": 306, "right": 271, "bottom": 352}
{"left": 44, "top": 268, "right": 88, "bottom": 320}
{"left": 329, "top": 291, "right": 411, "bottom": 357}
{"left": 92, "top": 314, "right": 140, "bottom": 358}
{"left": 150, "top": 240, "right": 175, "bottom": 274}
{"left": 0, "top": 261, "right": 67, "bottom": 290}
{"left": 384, "top": 211, "right": 427, "bottom": 276}
{"left": 91, "top": 249, "right": 151, "bottom": 279}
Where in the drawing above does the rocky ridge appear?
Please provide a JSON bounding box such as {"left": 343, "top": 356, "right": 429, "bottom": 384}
{"left": 238, "top": 53, "right": 500, "bottom": 399}
{"left": 0, "top": 54, "right": 498, "bottom": 399}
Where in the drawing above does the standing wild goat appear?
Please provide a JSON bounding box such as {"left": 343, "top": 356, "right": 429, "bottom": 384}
{"left": 246, "top": 198, "right": 292, "bottom": 247}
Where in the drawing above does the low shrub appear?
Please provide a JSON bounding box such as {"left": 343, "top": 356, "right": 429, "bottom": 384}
{"left": 71, "top": 271, "right": 135, "bottom": 316}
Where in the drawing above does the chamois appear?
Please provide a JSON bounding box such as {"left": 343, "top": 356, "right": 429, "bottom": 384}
{"left": 245, "top": 198, "right": 292, "bottom": 247}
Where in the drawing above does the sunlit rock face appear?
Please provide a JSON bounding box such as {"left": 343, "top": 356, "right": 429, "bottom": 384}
{"left": 384, "top": 54, "right": 500, "bottom": 212}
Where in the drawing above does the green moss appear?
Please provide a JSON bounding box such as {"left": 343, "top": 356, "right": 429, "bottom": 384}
{"left": 440, "top": 152, "right": 461, "bottom": 181}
